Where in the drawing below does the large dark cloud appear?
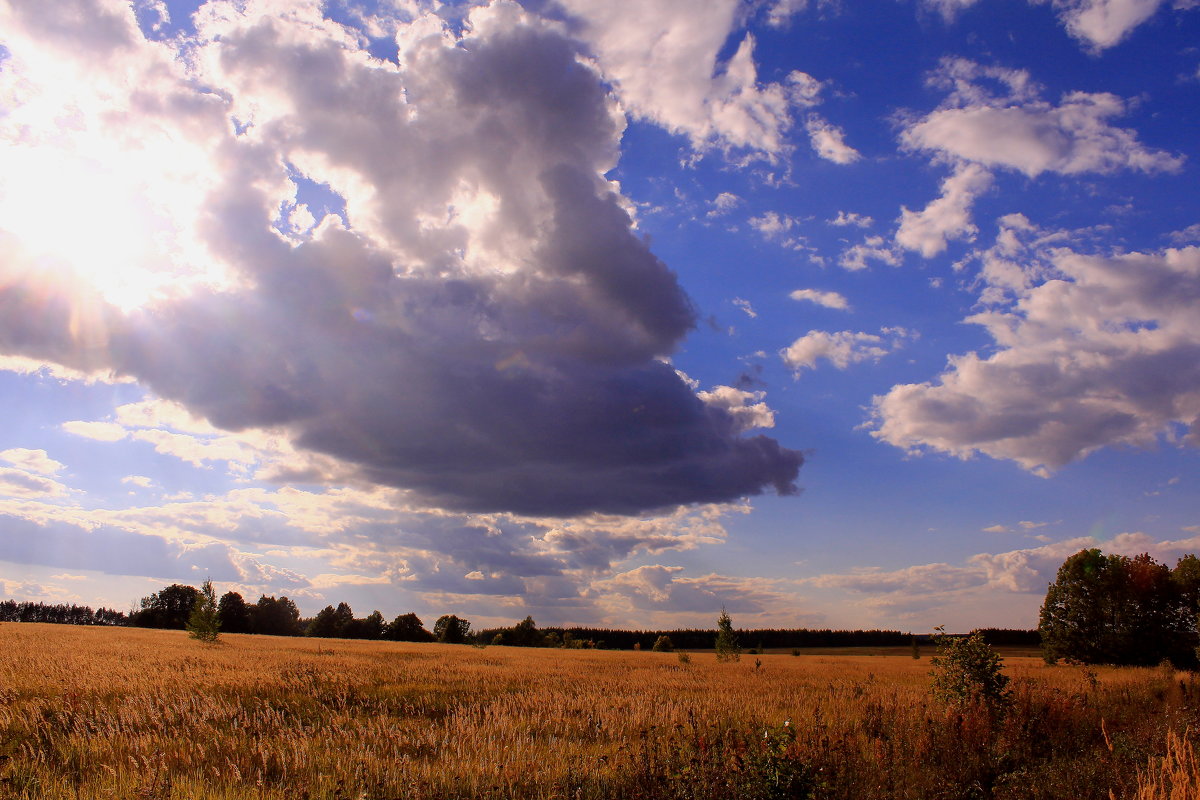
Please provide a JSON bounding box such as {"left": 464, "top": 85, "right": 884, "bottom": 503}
{"left": 0, "top": 0, "right": 802, "bottom": 516}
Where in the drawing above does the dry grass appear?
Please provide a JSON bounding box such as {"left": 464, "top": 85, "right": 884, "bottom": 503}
{"left": 0, "top": 623, "right": 1196, "bottom": 799}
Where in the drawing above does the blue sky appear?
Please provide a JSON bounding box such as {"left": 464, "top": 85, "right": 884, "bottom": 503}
{"left": 0, "top": 0, "right": 1197, "bottom": 633}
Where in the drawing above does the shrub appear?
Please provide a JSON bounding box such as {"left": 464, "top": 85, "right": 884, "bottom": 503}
{"left": 929, "top": 627, "right": 1011, "bottom": 709}
{"left": 652, "top": 635, "right": 674, "bottom": 652}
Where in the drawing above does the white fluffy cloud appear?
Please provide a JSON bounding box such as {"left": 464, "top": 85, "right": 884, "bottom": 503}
{"left": 789, "top": 288, "right": 850, "bottom": 310}
{"left": 904, "top": 58, "right": 1184, "bottom": 178}
{"left": 895, "top": 162, "right": 992, "bottom": 257}
{"left": 782, "top": 328, "right": 911, "bottom": 372}
{"left": 873, "top": 216, "right": 1200, "bottom": 474}
{"left": 1048, "top": 0, "right": 1169, "bottom": 50}
{"left": 556, "top": 0, "right": 793, "bottom": 158}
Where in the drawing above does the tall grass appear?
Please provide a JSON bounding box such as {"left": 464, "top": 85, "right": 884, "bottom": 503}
{"left": 0, "top": 623, "right": 1195, "bottom": 799}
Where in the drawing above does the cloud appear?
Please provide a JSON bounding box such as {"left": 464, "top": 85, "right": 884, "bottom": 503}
{"left": 0, "top": 468, "right": 69, "bottom": 499}
{"left": 829, "top": 211, "right": 873, "bottom": 228}
{"left": 782, "top": 328, "right": 912, "bottom": 372}
{"left": 789, "top": 288, "right": 850, "bottom": 310}
{"left": 0, "top": 448, "right": 63, "bottom": 475}
{"left": 903, "top": 58, "right": 1184, "bottom": 178}
{"left": 555, "top": 0, "right": 797, "bottom": 158}
{"left": 697, "top": 386, "right": 776, "bottom": 432}
{"left": 1047, "top": 0, "right": 1169, "bottom": 50}
{"left": 872, "top": 216, "right": 1200, "bottom": 474}
{"left": 895, "top": 162, "right": 993, "bottom": 257}
{"left": 0, "top": 0, "right": 802, "bottom": 517}
{"left": 62, "top": 421, "right": 129, "bottom": 442}
{"left": 805, "top": 114, "right": 861, "bottom": 164}
{"left": 707, "top": 191, "right": 743, "bottom": 218}
{"left": 732, "top": 297, "right": 758, "bottom": 318}
{"left": 839, "top": 235, "right": 901, "bottom": 271}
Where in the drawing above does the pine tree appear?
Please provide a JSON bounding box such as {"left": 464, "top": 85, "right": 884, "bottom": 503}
{"left": 186, "top": 579, "right": 220, "bottom": 643}
{"left": 714, "top": 607, "right": 741, "bottom": 662}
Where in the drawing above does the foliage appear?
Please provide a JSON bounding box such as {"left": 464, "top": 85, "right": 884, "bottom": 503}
{"left": 433, "top": 613, "right": 472, "bottom": 644}
{"left": 307, "top": 602, "right": 354, "bottom": 638}
{"left": 217, "top": 591, "right": 251, "bottom": 633}
{"left": 249, "top": 595, "right": 302, "bottom": 636}
{"left": 0, "top": 600, "right": 125, "bottom": 625}
{"left": 929, "top": 627, "right": 1011, "bottom": 709}
{"left": 1039, "top": 549, "right": 1196, "bottom": 667}
{"left": 652, "top": 635, "right": 674, "bottom": 652}
{"left": 132, "top": 584, "right": 202, "bottom": 629}
{"left": 715, "top": 607, "right": 741, "bottom": 662}
{"left": 384, "top": 612, "right": 434, "bottom": 642}
{"left": 186, "top": 579, "right": 220, "bottom": 643}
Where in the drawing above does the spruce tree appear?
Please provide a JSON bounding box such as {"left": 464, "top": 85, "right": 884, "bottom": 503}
{"left": 714, "top": 607, "right": 741, "bottom": 662}
{"left": 186, "top": 579, "right": 220, "bottom": 643}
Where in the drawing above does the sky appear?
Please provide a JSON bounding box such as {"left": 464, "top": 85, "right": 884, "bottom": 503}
{"left": 0, "top": 0, "right": 1197, "bottom": 634}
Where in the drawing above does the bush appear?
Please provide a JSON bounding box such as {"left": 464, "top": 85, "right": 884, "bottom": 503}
{"left": 652, "top": 635, "right": 674, "bottom": 652}
{"left": 929, "top": 627, "right": 1011, "bottom": 709}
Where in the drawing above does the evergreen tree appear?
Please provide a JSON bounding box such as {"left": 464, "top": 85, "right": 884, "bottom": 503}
{"left": 714, "top": 607, "right": 741, "bottom": 662}
{"left": 186, "top": 579, "right": 220, "bottom": 642}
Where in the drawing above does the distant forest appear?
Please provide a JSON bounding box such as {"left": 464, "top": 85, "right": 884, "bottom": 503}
{"left": 0, "top": 594, "right": 1040, "bottom": 649}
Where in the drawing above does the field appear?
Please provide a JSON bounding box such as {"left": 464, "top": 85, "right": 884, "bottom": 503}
{"left": 1, "top": 624, "right": 1198, "bottom": 799}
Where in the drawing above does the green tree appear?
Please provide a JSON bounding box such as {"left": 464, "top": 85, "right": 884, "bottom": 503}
{"left": 385, "top": 612, "right": 433, "bottom": 642}
{"left": 217, "top": 591, "right": 251, "bottom": 633}
{"left": 929, "top": 627, "right": 1011, "bottom": 709}
{"left": 186, "top": 579, "right": 220, "bottom": 642}
{"left": 132, "top": 584, "right": 201, "bottom": 629}
{"left": 651, "top": 635, "right": 673, "bottom": 652}
{"left": 250, "top": 595, "right": 302, "bottom": 636}
{"left": 433, "top": 614, "right": 471, "bottom": 644}
{"left": 1040, "top": 549, "right": 1195, "bottom": 666}
{"left": 306, "top": 605, "right": 344, "bottom": 638}
{"left": 714, "top": 607, "right": 741, "bottom": 662}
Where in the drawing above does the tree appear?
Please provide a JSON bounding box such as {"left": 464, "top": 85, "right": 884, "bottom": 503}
{"left": 132, "top": 584, "right": 202, "bottom": 629}
{"left": 217, "top": 591, "right": 251, "bottom": 633}
{"left": 385, "top": 612, "right": 434, "bottom": 642}
{"left": 714, "top": 607, "right": 741, "bottom": 662}
{"left": 505, "top": 616, "right": 544, "bottom": 647}
{"left": 1039, "top": 549, "right": 1195, "bottom": 667}
{"left": 306, "top": 605, "right": 344, "bottom": 638}
{"left": 250, "top": 595, "right": 302, "bottom": 637}
{"left": 186, "top": 579, "right": 220, "bottom": 642}
{"left": 929, "top": 627, "right": 1010, "bottom": 709}
{"left": 651, "top": 635, "right": 673, "bottom": 652}
{"left": 433, "top": 614, "right": 471, "bottom": 644}
{"left": 344, "top": 610, "right": 385, "bottom": 640}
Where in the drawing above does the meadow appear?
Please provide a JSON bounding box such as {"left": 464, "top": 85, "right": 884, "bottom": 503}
{"left": 1, "top": 623, "right": 1198, "bottom": 800}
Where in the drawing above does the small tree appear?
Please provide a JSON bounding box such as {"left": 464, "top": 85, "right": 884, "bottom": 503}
{"left": 715, "top": 607, "right": 741, "bottom": 662}
{"left": 651, "top": 635, "right": 673, "bottom": 652}
{"left": 929, "top": 627, "right": 1010, "bottom": 709}
{"left": 186, "top": 579, "right": 220, "bottom": 643}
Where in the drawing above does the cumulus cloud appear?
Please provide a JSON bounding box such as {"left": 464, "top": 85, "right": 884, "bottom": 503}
{"left": 0, "top": 0, "right": 801, "bottom": 517}
{"left": 903, "top": 58, "right": 1184, "bottom": 178}
{"left": 872, "top": 216, "right": 1200, "bottom": 474}
{"left": 829, "top": 211, "right": 873, "bottom": 228}
{"left": 1047, "top": 0, "right": 1170, "bottom": 50}
{"left": 707, "top": 191, "right": 743, "bottom": 218}
{"left": 895, "top": 162, "right": 993, "bottom": 257}
{"left": 0, "top": 448, "right": 63, "bottom": 475}
{"left": 697, "top": 386, "right": 777, "bottom": 432}
{"left": 782, "top": 328, "right": 912, "bottom": 372}
{"left": 789, "top": 288, "right": 850, "bottom": 310}
{"left": 555, "top": 0, "right": 796, "bottom": 158}
{"left": 805, "top": 115, "right": 861, "bottom": 164}
{"left": 839, "top": 236, "right": 901, "bottom": 271}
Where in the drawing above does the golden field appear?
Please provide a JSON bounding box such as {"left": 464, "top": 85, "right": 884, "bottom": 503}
{"left": 1, "top": 623, "right": 1198, "bottom": 799}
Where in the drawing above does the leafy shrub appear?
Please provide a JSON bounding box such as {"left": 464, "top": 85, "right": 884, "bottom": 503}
{"left": 929, "top": 627, "right": 1011, "bottom": 709}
